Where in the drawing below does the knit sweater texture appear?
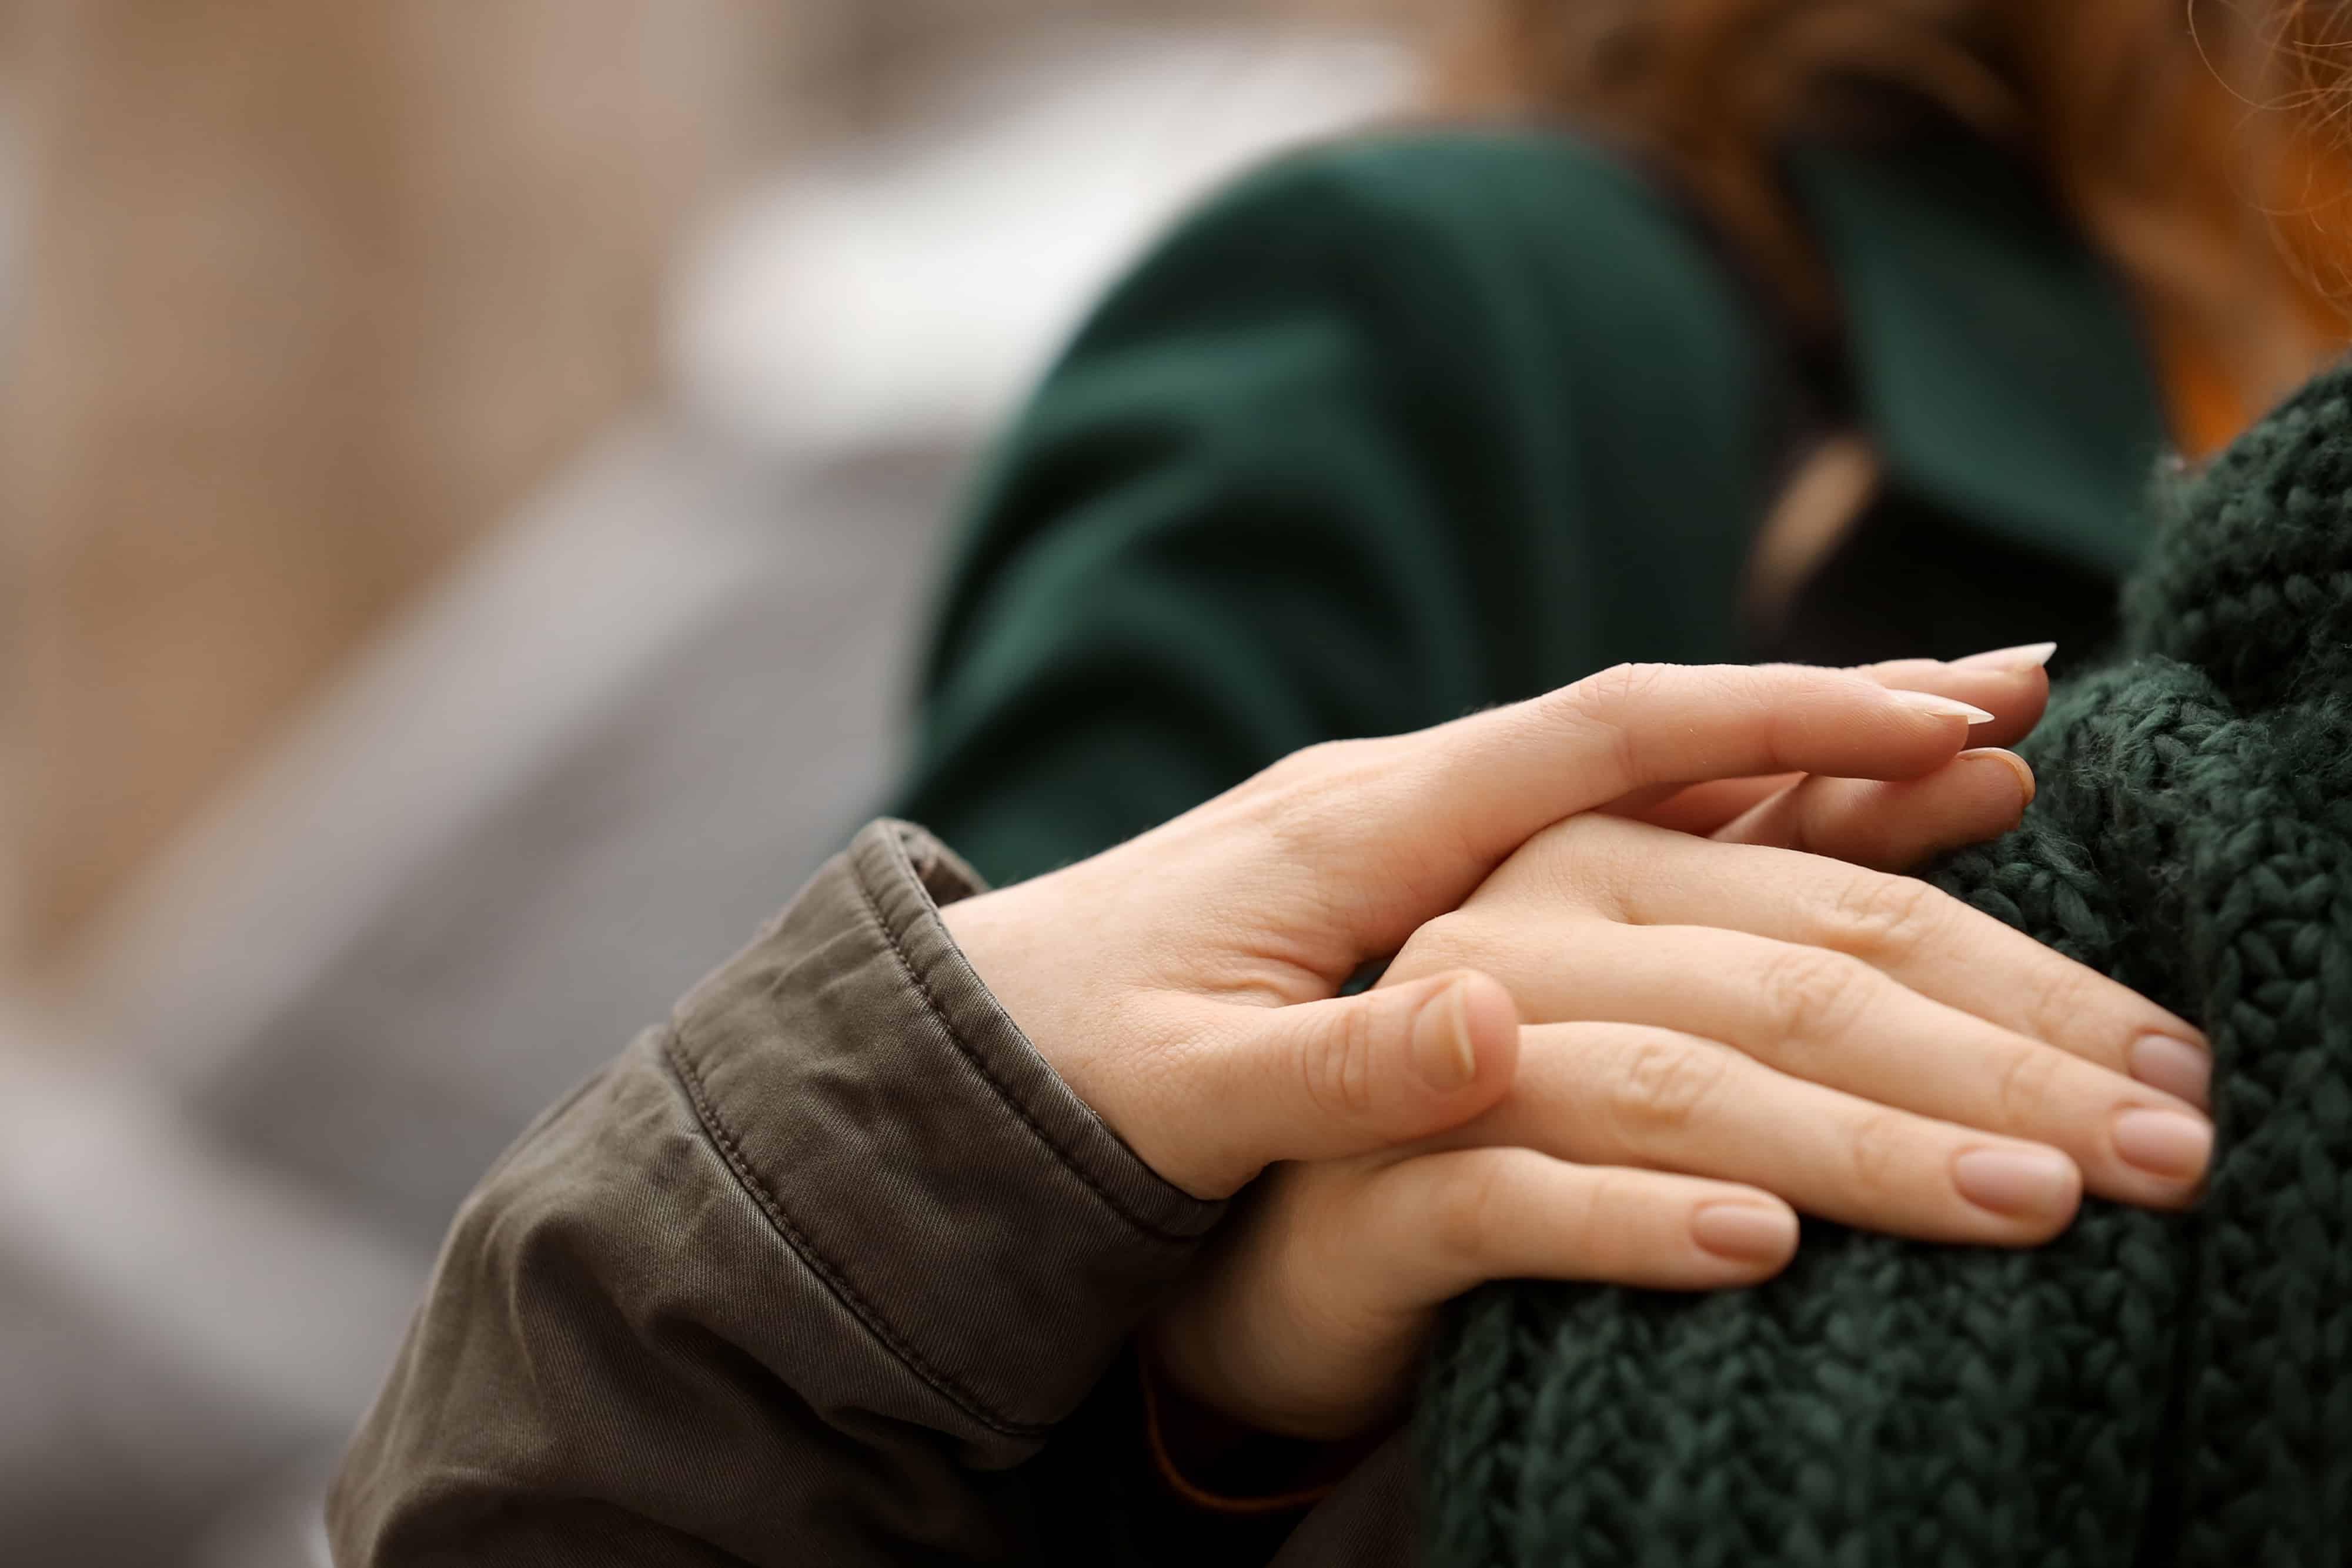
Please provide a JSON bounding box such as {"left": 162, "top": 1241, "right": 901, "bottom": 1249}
{"left": 1418, "top": 363, "right": 2352, "bottom": 1566}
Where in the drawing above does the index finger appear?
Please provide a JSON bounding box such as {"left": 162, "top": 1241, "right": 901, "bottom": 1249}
{"left": 1605, "top": 652, "right": 2051, "bottom": 834}
{"left": 1397, "top": 663, "right": 1993, "bottom": 873}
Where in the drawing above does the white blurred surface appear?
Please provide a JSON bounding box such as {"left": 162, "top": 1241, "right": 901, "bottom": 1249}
{"left": 673, "top": 21, "right": 1410, "bottom": 454}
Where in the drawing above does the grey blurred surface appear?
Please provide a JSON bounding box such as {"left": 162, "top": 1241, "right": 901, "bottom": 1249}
{"left": 0, "top": 1252, "right": 312, "bottom": 1566}
{"left": 0, "top": 429, "right": 965, "bottom": 1566}
{"left": 0, "top": 17, "right": 1406, "bottom": 1563}
{"left": 199, "top": 446, "right": 963, "bottom": 1247}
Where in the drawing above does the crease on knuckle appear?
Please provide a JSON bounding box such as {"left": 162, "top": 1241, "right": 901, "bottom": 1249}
{"left": 1993, "top": 1043, "right": 2067, "bottom": 1128}
{"left": 1539, "top": 815, "right": 1630, "bottom": 915}
{"left": 1759, "top": 947, "right": 1872, "bottom": 1046}
{"left": 1561, "top": 1167, "right": 1628, "bottom": 1261}
{"left": 1559, "top": 663, "right": 1674, "bottom": 784}
{"left": 1565, "top": 661, "right": 1666, "bottom": 717}
{"left": 1395, "top": 910, "right": 1475, "bottom": 979}
{"left": 1843, "top": 1108, "right": 1911, "bottom": 1197}
{"left": 1829, "top": 873, "right": 1945, "bottom": 961}
{"left": 1242, "top": 740, "right": 1425, "bottom": 924}
{"left": 1247, "top": 738, "right": 1390, "bottom": 852}
{"left": 2017, "top": 960, "right": 2097, "bottom": 1052}
{"left": 1606, "top": 1034, "right": 1727, "bottom": 1145}
{"left": 1435, "top": 1156, "right": 1515, "bottom": 1265}
{"left": 1302, "top": 999, "right": 1379, "bottom": 1125}
{"left": 1257, "top": 737, "right": 1354, "bottom": 791}
{"left": 1470, "top": 814, "right": 1617, "bottom": 920}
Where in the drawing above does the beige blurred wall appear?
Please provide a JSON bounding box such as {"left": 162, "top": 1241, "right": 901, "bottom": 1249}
{"left": 0, "top": 0, "right": 792, "bottom": 965}
{"left": 0, "top": 0, "right": 1425, "bottom": 972}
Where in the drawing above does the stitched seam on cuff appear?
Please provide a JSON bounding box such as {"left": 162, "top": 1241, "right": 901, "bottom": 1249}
{"left": 849, "top": 865, "right": 1198, "bottom": 1246}
{"left": 662, "top": 1028, "right": 1047, "bottom": 1440}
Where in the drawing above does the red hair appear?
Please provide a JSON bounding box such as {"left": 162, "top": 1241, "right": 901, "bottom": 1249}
{"left": 1432, "top": 1, "right": 2352, "bottom": 426}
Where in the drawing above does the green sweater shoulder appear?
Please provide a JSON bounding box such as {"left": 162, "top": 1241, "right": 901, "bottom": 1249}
{"left": 898, "top": 128, "right": 1775, "bottom": 885}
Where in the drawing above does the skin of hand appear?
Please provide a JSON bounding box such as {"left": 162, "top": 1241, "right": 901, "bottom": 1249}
{"left": 940, "top": 653, "right": 2212, "bottom": 1442}
{"left": 1141, "top": 646, "right": 2216, "bottom": 1443}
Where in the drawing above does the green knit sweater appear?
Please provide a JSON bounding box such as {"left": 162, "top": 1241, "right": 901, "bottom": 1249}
{"left": 1419, "top": 363, "right": 2352, "bottom": 1566}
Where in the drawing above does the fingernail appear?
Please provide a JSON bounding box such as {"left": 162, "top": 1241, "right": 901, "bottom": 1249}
{"left": 1691, "top": 1203, "right": 1798, "bottom": 1263}
{"left": 1950, "top": 641, "right": 2059, "bottom": 673}
{"left": 1959, "top": 747, "right": 2036, "bottom": 807}
{"left": 1891, "top": 691, "right": 1997, "bottom": 725}
{"left": 1953, "top": 1146, "right": 2078, "bottom": 1218}
{"left": 1411, "top": 980, "right": 1479, "bottom": 1092}
{"left": 2112, "top": 1108, "right": 2213, "bottom": 1182}
{"left": 2128, "top": 1034, "right": 2211, "bottom": 1109}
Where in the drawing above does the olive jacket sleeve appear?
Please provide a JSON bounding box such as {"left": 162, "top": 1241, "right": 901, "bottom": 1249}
{"left": 328, "top": 821, "right": 1231, "bottom": 1565}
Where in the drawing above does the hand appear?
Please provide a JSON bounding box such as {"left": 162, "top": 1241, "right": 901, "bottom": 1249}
{"left": 1140, "top": 654, "right": 2214, "bottom": 1443}
{"left": 946, "top": 653, "right": 2100, "bottom": 1202}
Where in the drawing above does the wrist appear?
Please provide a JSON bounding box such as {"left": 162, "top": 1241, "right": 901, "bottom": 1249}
{"left": 1137, "top": 1346, "right": 1384, "bottom": 1513}
{"left": 941, "top": 882, "right": 1236, "bottom": 1198}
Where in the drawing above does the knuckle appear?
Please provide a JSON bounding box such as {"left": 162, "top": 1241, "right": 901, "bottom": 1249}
{"left": 2016, "top": 960, "right": 2099, "bottom": 1048}
{"left": 1248, "top": 740, "right": 1358, "bottom": 818}
{"left": 1472, "top": 813, "right": 1617, "bottom": 914}
{"left": 1992, "top": 1044, "right": 2066, "bottom": 1126}
{"left": 1244, "top": 739, "right": 1395, "bottom": 868}
{"left": 1565, "top": 661, "right": 1671, "bottom": 717}
{"left": 1258, "top": 737, "right": 1351, "bottom": 783}
{"left": 1557, "top": 663, "right": 1675, "bottom": 780}
{"left": 1541, "top": 810, "right": 1616, "bottom": 852}
{"left": 1538, "top": 814, "right": 1628, "bottom": 906}
{"left": 1842, "top": 1108, "right": 1912, "bottom": 1196}
{"left": 1297, "top": 737, "right": 1358, "bottom": 769}
{"left": 1606, "top": 1035, "right": 1728, "bottom": 1142}
{"left": 1758, "top": 947, "right": 1873, "bottom": 1042}
{"left": 1396, "top": 910, "right": 1476, "bottom": 975}
{"left": 1828, "top": 874, "right": 1947, "bottom": 959}
{"left": 1301, "top": 1003, "right": 1380, "bottom": 1124}
{"left": 1555, "top": 1168, "right": 1623, "bottom": 1255}
{"left": 1434, "top": 1157, "right": 1515, "bottom": 1265}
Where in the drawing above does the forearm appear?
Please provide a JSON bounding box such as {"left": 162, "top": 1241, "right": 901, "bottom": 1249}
{"left": 329, "top": 823, "right": 1224, "bottom": 1566}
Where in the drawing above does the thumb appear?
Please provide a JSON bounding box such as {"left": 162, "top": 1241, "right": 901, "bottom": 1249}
{"left": 1197, "top": 971, "right": 1519, "bottom": 1189}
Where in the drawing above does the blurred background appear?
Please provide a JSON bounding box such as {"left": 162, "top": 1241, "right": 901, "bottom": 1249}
{"left": 0, "top": 2, "right": 1425, "bottom": 1561}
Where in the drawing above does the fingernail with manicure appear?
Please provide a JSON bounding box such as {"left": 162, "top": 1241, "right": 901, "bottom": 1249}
{"left": 1959, "top": 748, "right": 2036, "bottom": 807}
{"left": 1692, "top": 1203, "right": 1798, "bottom": 1263}
{"left": 1892, "top": 691, "right": 1999, "bottom": 725}
{"left": 2112, "top": 1108, "right": 2213, "bottom": 1182}
{"left": 2128, "top": 1034, "right": 2211, "bottom": 1109}
{"left": 1953, "top": 1146, "right": 2078, "bottom": 1218}
{"left": 1411, "top": 980, "right": 1479, "bottom": 1092}
{"left": 1950, "top": 641, "right": 2059, "bottom": 673}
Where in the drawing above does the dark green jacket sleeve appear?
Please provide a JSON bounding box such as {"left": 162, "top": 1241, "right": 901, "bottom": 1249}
{"left": 897, "top": 131, "right": 1773, "bottom": 887}
{"left": 328, "top": 822, "right": 1224, "bottom": 1565}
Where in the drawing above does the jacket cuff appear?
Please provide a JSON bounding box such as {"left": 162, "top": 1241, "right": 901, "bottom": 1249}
{"left": 665, "top": 819, "right": 1222, "bottom": 1436}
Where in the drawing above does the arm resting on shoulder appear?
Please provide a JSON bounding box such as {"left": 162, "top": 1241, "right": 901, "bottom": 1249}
{"left": 329, "top": 822, "right": 1224, "bottom": 1566}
